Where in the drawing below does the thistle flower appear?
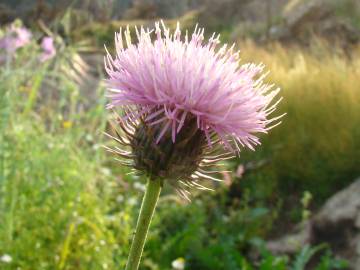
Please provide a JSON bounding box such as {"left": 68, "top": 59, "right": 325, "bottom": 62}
{"left": 0, "top": 24, "right": 32, "bottom": 53}
{"left": 105, "top": 21, "right": 281, "bottom": 195}
{"left": 104, "top": 21, "right": 282, "bottom": 270}
{"left": 39, "top": 36, "right": 56, "bottom": 62}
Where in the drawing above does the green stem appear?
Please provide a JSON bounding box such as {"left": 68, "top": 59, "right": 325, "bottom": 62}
{"left": 125, "top": 179, "right": 162, "bottom": 270}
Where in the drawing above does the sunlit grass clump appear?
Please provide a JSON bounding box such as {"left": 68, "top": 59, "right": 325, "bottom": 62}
{"left": 237, "top": 40, "right": 360, "bottom": 204}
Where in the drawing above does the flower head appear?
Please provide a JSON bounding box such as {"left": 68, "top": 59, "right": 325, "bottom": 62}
{"left": 39, "top": 36, "right": 56, "bottom": 62}
{"left": 0, "top": 24, "right": 32, "bottom": 53}
{"left": 104, "top": 22, "right": 281, "bottom": 195}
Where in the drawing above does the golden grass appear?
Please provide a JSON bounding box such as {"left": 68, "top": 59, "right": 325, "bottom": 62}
{"left": 236, "top": 40, "right": 360, "bottom": 200}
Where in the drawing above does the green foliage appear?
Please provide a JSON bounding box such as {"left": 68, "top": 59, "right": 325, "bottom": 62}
{"left": 0, "top": 30, "right": 136, "bottom": 269}
{"left": 146, "top": 193, "right": 267, "bottom": 269}
{"left": 1, "top": 119, "right": 116, "bottom": 269}
{"left": 251, "top": 240, "right": 348, "bottom": 270}
{"left": 144, "top": 197, "right": 348, "bottom": 270}
{"left": 292, "top": 244, "right": 327, "bottom": 270}
{"left": 72, "top": 11, "right": 199, "bottom": 48}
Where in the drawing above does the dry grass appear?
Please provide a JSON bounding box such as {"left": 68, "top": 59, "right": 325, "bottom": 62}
{"left": 236, "top": 40, "right": 360, "bottom": 202}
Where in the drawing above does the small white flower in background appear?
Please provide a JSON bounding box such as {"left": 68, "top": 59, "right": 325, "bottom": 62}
{"left": 116, "top": 195, "right": 124, "bottom": 203}
{"left": 92, "top": 144, "right": 101, "bottom": 150}
{"left": 101, "top": 167, "right": 111, "bottom": 176}
{"left": 127, "top": 197, "right": 137, "bottom": 206}
{"left": 0, "top": 254, "right": 12, "bottom": 263}
{"left": 133, "top": 182, "right": 146, "bottom": 192}
{"left": 171, "top": 257, "right": 185, "bottom": 270}
{"left": 106, "top": 214, "right": 116, "bottom": 222}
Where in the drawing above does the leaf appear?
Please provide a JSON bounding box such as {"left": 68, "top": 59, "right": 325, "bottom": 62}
{"left": 291, "top": 244, "right": 327, "bottom": 270}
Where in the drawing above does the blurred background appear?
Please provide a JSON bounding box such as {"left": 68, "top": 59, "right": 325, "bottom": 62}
{"left": 0, "top": 0, "right": 360, "bottom": 269}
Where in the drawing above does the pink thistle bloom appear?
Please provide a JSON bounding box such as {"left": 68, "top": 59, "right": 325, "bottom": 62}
{"left": 39, "top": 36, "right": 56, "bottom": 62}
{"left": 105, "top": 22, "right": 281, "bottom": 154}
{"left": 0, "top": 25, "right": 32, "bottom": 53}
{"left": 105, "top": 22, "right": 283, "bottom": 266}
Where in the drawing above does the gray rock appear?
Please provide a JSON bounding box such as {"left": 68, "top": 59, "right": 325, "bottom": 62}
{"left": 314, "top": 178, "right": 360, "bottom": 227}
{"left": 267, "top": 221, "right": 312, "bottom": 254}
{"left": 283, "top": 0, "right": 331, "bottom": 32}
{"left": 267, "top": 178, "right": 360, "bottom": 269}
{"left": 280, "top": 0, "right": 360, "bottom": 43}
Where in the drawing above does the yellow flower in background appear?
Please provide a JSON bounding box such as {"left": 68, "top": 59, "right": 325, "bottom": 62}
{"left": 62, "top": 121, "right": 72, "bottom": 129}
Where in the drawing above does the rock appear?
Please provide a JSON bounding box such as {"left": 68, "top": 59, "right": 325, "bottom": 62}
{"left": 278, "top": 0, "right": 360, "bottom": 44}
{"left": 283, "top": 0, "right": 331, "bottom": 33}
{"left": 312, "top": 179, "right": 360, "bottom": 269}
{"left": 313, "top": 179, "right": 360, "bottom": 228}
{"left": 197, "top": 0, "right": 252, "bottom": 30}
{"left": 267, "top": 178, "right": 360, "bottom": 269}
{"left": 267, "top": 221, "right": 312, "bottom": 254}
